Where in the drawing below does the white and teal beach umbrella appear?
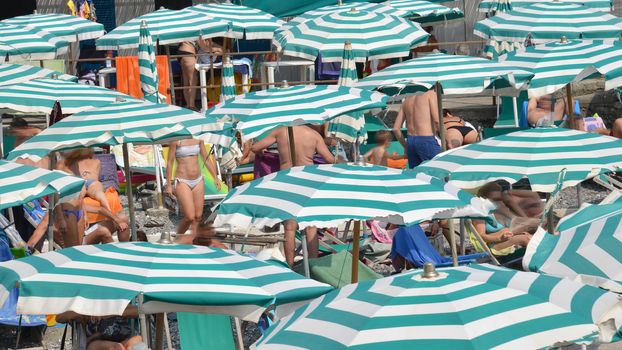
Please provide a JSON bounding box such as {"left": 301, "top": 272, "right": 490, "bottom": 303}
{"left": 474, "top": 2, "right": 622, "bottom": 44}
{"left": 215, "top": 164, "right": 494, "bottom": 229}
{"left": 138, "top": 22, "right": 165, "bottom": 104}
{"left": 283, "top": 2, "right": 408, "bottom": 29}
{"left": 0, "top": 242, "right": 332, "bottom": 320}
{"left": 384, "top": 0, "right": 464, "bottom": 24}
{"left": 0, "top": 63, "right": 76, "bottom": 86}
{"left": 207, "top": 84, "right": 387, "bottom": 141}
{"left": 187, "top": 2, "right": 284, "bottom": 40}
{"left": 254, "top": 263, "right": 622, "bottom": 349}
{"left": 95, "top": 8, "right": 231, "bottom": 50}
{"left": 327, "top": 42, "right": 367, "bottom": 144}
{"left": 499, "top": 39, "right": 622, "bottom": 97}
{"left": 7, "top": 99, "right": 232, "bottom": 162}
{"left": 0, "top": 78, "right": 135, "bottom": 114}
{"left": 355, "top": 53, "right": 531, "bottom": 95}
{"left": 524, "top": 198, "right": 622, "bottom": 293}
{"left": 0, "top": 23, "right": 68, "bottom": 62}
{"left": 220, "top": 55, "right": 237, "bottom": 102}
{"left": 478, "top": 0, "right": 613, "bottom": 13}
{"left": 2, "top": 13, "right": 104, "bottom": 42}
{"left": 415, "top": 127, "right": 622, "bottom": 192}
{"left": 0, "top": 160, "right": 84, "bottom": 210}
{"left": 484, "top": 39, "right": 524, "bottom": 59}
{"left": 274, "top": 9, "right": 429, "bottom": 62}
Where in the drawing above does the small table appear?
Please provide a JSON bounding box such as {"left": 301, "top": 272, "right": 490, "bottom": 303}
{"left": 98, "top": 67, "right": 116, "bottom": 88}
{"left": 196, "top": 62, "right": 250, "bottom": 112}
{"left": 260, "top": 60, "right": 315, "bottom": 90}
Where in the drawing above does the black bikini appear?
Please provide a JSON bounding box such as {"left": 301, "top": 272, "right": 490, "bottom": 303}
{"left": 448, "top": 125, "right": 474, "bottom": 138}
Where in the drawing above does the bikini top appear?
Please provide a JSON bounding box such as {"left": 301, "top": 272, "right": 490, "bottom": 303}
{"left": 176, "top": 143, "right": 200, "bottom": 158}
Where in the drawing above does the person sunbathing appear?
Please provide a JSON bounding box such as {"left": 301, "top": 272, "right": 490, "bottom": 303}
{"left": 56, "top": 305, "right": 144, "bottom": 350}
{"left": 527, "top": 94, "right": 566, "bottom": 126}
{"left": 442, "top": 109, "right": 478, "bottom": 149}
{"left": 477, "top": 181, "right": 543, "bottom": 226}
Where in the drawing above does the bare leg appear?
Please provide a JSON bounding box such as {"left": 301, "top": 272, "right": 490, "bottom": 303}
{"left": 175, "top": 182, "right": 197, "bottom": 235}
{"left": 87, "top": 181, "right": 112, "bottom": 212}
{"left": 284, "top": 219, "right": 297, "bottom": 267}
{"left": 181, "top": 56, "right": 198, "bottom": 109}
{"left": 112, "top": 214, "right": 130, "bottom": 242}
{"left": 463, "top": 130, "right": 479, "bottom": 145}
{"left": 305, "top": 226, "right": 318, "bottom": 259}
{"left": 86, "top": 340, "right": 124, "bottom": 350}
{"left": 190, "top": 180, "right": 205, "bottom": 236}
{"left": 445, "top": 128, "right": 464, "bottom": 149}
{"left": 612, "top": 118, "right": 622, "bottom": 138}
{"left": 84, "top": 224, "right": 114, "bottom": 245}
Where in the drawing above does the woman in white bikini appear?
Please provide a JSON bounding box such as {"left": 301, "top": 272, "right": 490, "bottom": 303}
{"left": 165, "top": 139, "right": 221, "bottom": 243}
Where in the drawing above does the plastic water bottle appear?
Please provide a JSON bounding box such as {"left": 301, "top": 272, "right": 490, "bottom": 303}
{"left": 105, "top": 51, "right": 113, "bottom": 68}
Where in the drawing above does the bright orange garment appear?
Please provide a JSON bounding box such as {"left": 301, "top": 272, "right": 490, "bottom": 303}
{"left": 85, "top": 187, "right": 123, "bottom": 224}
{"left": 115, "top": 56, "right": 171, "bottom": 103}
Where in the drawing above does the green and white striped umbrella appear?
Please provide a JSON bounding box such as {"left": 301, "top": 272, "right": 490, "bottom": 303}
{"left": 483, "top": 39, "right": 524, "bottom": 59}
{"left": 187, "top": 3, "right": 284, "bottom": 40}
{"left": 0, "top": 23, "right": 68, "bottom": 62}
{"left": 355, "top": 53, "right": 531, "bottom": 95}
{"left": 0, "top": 160, "right": 84, "bottom": 210}
{"left": 474, "top": 2, "right": 622, "bottom": 44}
{"left": 207, "top": 84, "right": 388, "bottom": 141}
{"left": 273, "top": 9, "right": 429, "bottom": 62}
{"left": 215, "top": 163, "right": 495, "bottom": 229}
{"left": 2, "top": 13, "right": 104, "bottom": 42}
{"left": 327, "top": 43, "right": 367, "bottom": 144}
{"left": 0, "top": 78, "right": 136, "bottom": 114}
{"left": 95, "top": 8, "right": 231, "bottom": 50}
{"left": 283, "top": 2, "right": 408, "bottom": 29}
{"left": 220, "top": 56, "right": 237, "bottom": 102}
{"left": 0, "top": 242, "right": 332, "bottom": 320}
{"left": 499, "top": 39, "right": 622, "bottom": 97}
{"left": 254, "top": 263, "right": 622, "bottom": 349}
{"left": 138, "top": 22, "right": 165, "bottom": 104}
{"left": 0, "top": 63, "right": 76, "bottom": 86}
{"left": 478, "top": 0, "right": 613, "bottom": 13}
{"left": 7, "top": 99, "right": 233, "bottom": 162}
{"left": 415, "top": 127, "right": 622, "bottom": 192}
{"left": 524, "top": 198, "right": 622, "bottom": 293}
{"left": 384, "top": 0, "right": 465, "bottom": 24}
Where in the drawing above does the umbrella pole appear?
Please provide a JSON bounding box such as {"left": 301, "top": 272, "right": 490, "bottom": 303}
{"left": 123, "top": 144, "right": 138, "bottom": 241}
{"left": 459, "top": 218, "right": 466, "bottom": 255}
{"left": 287, "top": 126, "right": 297, "bottom": 165}
{"left": 351, "top": 220, "right": 361, "bottom": 283}
{"left": 153, "top": 145, "right": 164, "bottom": 209}
{"left": 165, "top": 45, "right": 176, "bottom": 105}
{"left": 565, "top": 83, "right": 574, "bottom": 129}
{"left": 436, "top": 82, "right": 446, "bottom": 151}
{"left": 300, "top": 230, "right": 310, "bottom": 278}
{"left": 138, "top": 294, "right": 150, "bottom": 347}
{"left": 448, "top": 219, "right": 458, "bottom": 267}
{"left": 155, "top": 313, "right": 164, "bottom": 350}
{"left": 47, "top": 153, "right": 57, "bottom": 251}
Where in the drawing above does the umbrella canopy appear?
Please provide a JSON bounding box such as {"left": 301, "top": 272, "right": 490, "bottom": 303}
{"left": 283, "top": 2, "right": 408, "bottom": 29}
{"left": 273, "top": 9, "right": 429, "bottom": 62}
{"left": 478, "top": 0, "right": 613, "bottom": 13}
{"left": 206, "top": 84, "right": 387, "bottom": 141}
{"left": 138, "top": 22, "right": 165, "bottom": 104}
{"left": 0, "top": 23, "right": 68, "bottom": 62}
{"left": 415, "top": 127, "right": 622, "bottom": 192}
{"left": 95, "top": 8, "right": 231, "bottom": 50}
{"left": 0, "top": 242, "right": 332, "bottom": 321}
{"left": 7, "top": 99, "right": 232, "bottom": 162}
{"left": 383, "top": 0, "right": 464, "bottom": 24}
{"left": 0, "top": 63, "right": 76, "bottom": 86}
{"left": 483, "top": 39, "right": 524, "bottom": 59}
{"left": 327, "top": 43, "right": 367, "bottom": 143}
{"left": 355, "top": 53, "right": 532, "bottom": 95}
{"left": 2, "top": 13, "right": 104, "bottom": 42}
{"left": 0, "top": 78, "right": 136, "bottom": 114}
{"left": 253, "top": 263, "right": 622, "bottom": 349}
{"left": 220, "top": 55, "right": 237, "bottom": 102}
{"left": 215, "top": 163, "right": 494, "bottom": 229}
{"left": 524, "top": 198, "right": 622, "bottom": 293}
{"left": 187, "top": 3, "right": 284, "bottom": 40}
{"left": 474, "top": 2, "right": 622, "bottom": 44}
{"left": 499, "top": 39, "right": 622, "bottom": 97}
{"left": 0, "top": 160, "right": 85, "bottom": 210}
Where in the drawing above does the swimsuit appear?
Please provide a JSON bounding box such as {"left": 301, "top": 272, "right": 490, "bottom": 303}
{"left": 447, "top": 125, "right": 474, "bottom": 138}
{"left": 406, "top": 135, "right": 442, "bottom": 169}
{"left": 175, "top": 143, "right": 200, "bottom": 158}
{"left": 63, "top": 209, "right": 85, "bottom": 222}
{"left": 175, "top": 176, "right": 203, "bottom": 189}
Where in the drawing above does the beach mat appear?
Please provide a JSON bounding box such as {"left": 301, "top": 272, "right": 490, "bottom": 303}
{"left": 295, "top": 251, "right": 382, "bottom": 288}
{"left": 177, "top": 313, "right": 234, "bottom": 350}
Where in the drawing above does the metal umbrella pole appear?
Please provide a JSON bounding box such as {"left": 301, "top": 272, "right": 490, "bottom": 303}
{"left": 351, "top": 220, "right": 361, "bottom": 283}
{"left": 436, "top": 82, "right": 447, "bottom": 151}
{"left": 123, "top": 144, "right": 138, "bottom": 241}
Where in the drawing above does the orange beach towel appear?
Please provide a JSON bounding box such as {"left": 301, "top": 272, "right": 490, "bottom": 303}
{"left": 115, "top": 56, "right": 171, "bottom": 103}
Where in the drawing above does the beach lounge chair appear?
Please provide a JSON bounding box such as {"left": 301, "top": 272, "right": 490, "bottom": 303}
{"left": 466, "top": 219, "right": 526, "bottom": 267}
{"left": 294, "top": 250, "right": 382, "bottom": 288}
{"left": 177, "top": 313, "right": 236, "bottom": 350}
{"left": 494, "top": 92, "right": 529, "bottom": 128}
{"left": 390, "top": 225, "right": 487, "bottom": 270}
{"left": 519, "top": 99, "right": 580, "bottom": 127}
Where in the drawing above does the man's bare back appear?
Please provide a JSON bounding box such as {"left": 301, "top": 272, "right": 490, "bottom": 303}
{"left": 393, "top": 89, "right": 439, "bottom": 145}
{"left": 252, "top": 125, "right": 336, "bottom": 170}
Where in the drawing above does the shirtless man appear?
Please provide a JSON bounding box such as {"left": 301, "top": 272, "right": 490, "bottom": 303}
{"left": 251, "top": 125, "right": 336, "bottom": 266}
{"left": 393, "top": 89, "right": 442, "bottom": 169}
{"left": 527, "top": 94, "right": 566, "bottom": 126}
{"left": 9, "top": 117, "right": 40, "bottom": 148}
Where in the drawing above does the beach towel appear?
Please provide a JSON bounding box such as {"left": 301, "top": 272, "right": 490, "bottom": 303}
{"left": 115, "top": 56, "right": 171, "bottom": 103}
{"left": 253, "top": 151, "right": 280, "bottom": 179}
{"left": 177, "top": 313, "right": 234, "bottom": 350}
